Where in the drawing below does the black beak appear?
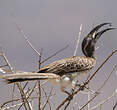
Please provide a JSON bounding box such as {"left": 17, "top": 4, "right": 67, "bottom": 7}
{"left": 82, "top": 23, "right": 115, "bottom": 58}
{"left": 87, "top": 23, "right": 112, "bottom": 37}
{"left": 87, "top": 23, "right": 116, "bottom": 42}
{"left": 94, "top": 27, "right": 116, "bottom": 43}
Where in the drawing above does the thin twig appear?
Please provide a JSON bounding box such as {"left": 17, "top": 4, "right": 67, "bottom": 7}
{"left": 18, "top": 82, "right": 37, "bottom": 110}
{"left": 1, "top": 102, "right": 24, "bottom": 110}
{"left": 113, "top": 101, "right": 117, "bottom": 110}
{"left": 23, "top": 82, "right": 29, "bottom": 90}
{"left": 16, "top": 83, "right": 32, "bottom": 110}
{"left": 89, "top": 90, "right": 117, "bottom": 110}
{"left": 2, "top": 53, "right": 13, "bottom": 72}
{"left": 87, "top": 50, "right": 117, "bottom": 84}
{"left": 16, "top": 83, "right": 28, "bottom": 110}
{"left": 80, "top": 64, "right": 117, "bottom": 110}
{"left": 11, "top": 83, "right": 15, "bottom": 105}
{"left": 0, "top": 99, "right": 20, "bottom": 108}
{"left": 38, "top": 48, "right": 43, "bottom": 110}
{"left": 64, "top": 101, "right": 71, "bottom": 110}
{"left": 15, "top": 23, "right": 41, "bottom": 56}
{"left": 41, "top": 45, "right": 69, "bottom": 64}
{"left": 1, "top": 51, "right": 32, "bottom": 110}
{"left": 74, "top": 24, "right": 82, "bottom": 56}
{"left": 42, "top": 87, "right": 53, "bottom": 110}
{"left": 87, "top": 84, "right": 90, "bottom": 110}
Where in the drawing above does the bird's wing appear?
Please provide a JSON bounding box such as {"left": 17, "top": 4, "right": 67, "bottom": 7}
{"left": 39, "top": 56, "right": 96, "bottom": 75}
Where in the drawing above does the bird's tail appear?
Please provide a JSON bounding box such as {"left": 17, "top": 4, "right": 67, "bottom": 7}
{"left": 0, "top": 71, "right": 60, "bottom": 83}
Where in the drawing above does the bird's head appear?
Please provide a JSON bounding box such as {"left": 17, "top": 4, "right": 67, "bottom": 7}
{"left": 82, "top": 23, "right": 115, "bottom": 58}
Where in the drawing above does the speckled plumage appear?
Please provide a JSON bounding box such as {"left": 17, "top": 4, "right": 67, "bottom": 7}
{"left": 38, "top": 56, "right": 96, "bottom": 91}
{"left": 39, "top": 56, "right": 96, "bottom": 75}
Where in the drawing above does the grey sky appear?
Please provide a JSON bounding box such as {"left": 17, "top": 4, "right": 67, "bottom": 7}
{"left": 0, "top": 0, "right": 117, "bottom": 109}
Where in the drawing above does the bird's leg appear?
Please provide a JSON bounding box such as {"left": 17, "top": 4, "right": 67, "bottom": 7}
{"left": 60, "top": 86, "right": 71, "bottom": 95}
{"left": 75, "top": 83, "right": 85, "bottom": 91}
{"left": 64, "top": 90, "right": 71, "bottom": 96}
{"left": 60, "top": 86, "right": 74, "bottom": 100}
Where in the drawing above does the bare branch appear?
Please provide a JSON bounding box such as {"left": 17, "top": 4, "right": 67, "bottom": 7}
{"left": 18, "top": 82, "right": 37, "bottom": 110}
{"left": 38, "top": 48, "right": 43, "bottom": 110}
{"left": 0, "top": 48, "right": 13, "bottom": 72}
{"left": 0, "top": 49, "right": 31, "bottom": 110}
{"left": 41, "top": 45, "right": 69, "bottom": 64}
{"left": 15, "top": 23, "right": 41, "bottom": 56}
{"left": 16, "top": 83, "right": 28, "bottom": 110}
{"left": 113, "top": 101, "right": 117, "bottom": 110}
{"left": 74, "top": 24, "right": 82, "bottom": 56}
{"left": 0, "top": 98, "right": 20, "bottom": 108}
{"left": 42, "top": 87, "right": 53, "bottom": 110}
{"left": 87, "top": 84, "right": 91, "bottom": 110}
{"left": 87, "top": 50, "right": 117, "bottom": 84}
{"left": 80, "top": 64, "right": 117, "bottom": 110}
{"left": 16, "top": 83, "right": 32, "bottom": 110}
{"left": 11, "top": 83, "right": 16, "bottom": 105}
{"left": 1, "top": 102, "right": 24, "bottom": 110}
{"left": 89, "top": 90, "right": 117, "bottom": 110}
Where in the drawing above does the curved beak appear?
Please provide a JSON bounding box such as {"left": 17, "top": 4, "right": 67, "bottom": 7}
{"left": 87, "top": 23, "right": 112, "bottom": 37}
{"left": 94, "top": 27, "right": 116, "bottom": 43}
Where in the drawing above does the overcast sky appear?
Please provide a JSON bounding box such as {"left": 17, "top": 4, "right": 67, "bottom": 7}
{"left": 0, "top": 0, "right": 117, "bottom": 109}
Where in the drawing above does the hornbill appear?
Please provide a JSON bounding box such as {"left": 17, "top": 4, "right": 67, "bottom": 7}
{"left": 0, "top": 23, "right": 115, "bottom": 93}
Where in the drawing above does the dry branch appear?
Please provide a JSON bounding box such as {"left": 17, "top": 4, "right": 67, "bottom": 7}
{"left": 113, "top": 101, "right": 117, "bottom": 110}
{"left": 89, "top": 90, "right": 117, "bottom": 110}
{"left": 74, "top": 24, "right": 82, "bottom": 56}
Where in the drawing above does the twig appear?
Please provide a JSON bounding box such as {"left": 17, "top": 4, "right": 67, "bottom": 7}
{"left": 113, "top": 101, "right": 117, "bottom": 110}
{"left": 16, "top": 83, "right": 28, "bottom": 110}
{"left": 0, "top": 47, "right": 13, "bottom": 72}
{"left": 42, "top": 87, "right": 53, "bottom": 110}
{"left": 74, "top": 24, "right": 82, "bottom": 56}
{"left": 87, "top": 84, "right": 90, "bottom": 110}
{"left": 0, "top": 93, "right": 54, "bottom": 109}
{"left": 0, "top": 50, "right": 31, "bottom": 110}
{"left": 11, "top": 83, "right": 15, "bottom": 105}
{"left": 80, "top": 64, "right": 117, "bottom": 110}
{"left": 1, "top": 102, "right": 24, "bottom": 110}
{"left": 64, "top": 101, "right": 71, "bottom": 110}
{"left": 16, "top": 83, "right": 32, "bottom": 110}
{"left": 87, "top": 50, "right": 117, "bottom": 84}
{"left": 38, "top": 48, "right": 43, "bottom": 110}
{"left": 89, "top": 90, "right": 117, "bottom": 110}
{"left": 56, "top": 89, "right": 75, "bottom": 110}
{"left": 41, "top": 45, "right": 69, "bottom": 64}
{"left": 18, "top": 82, "right": 37, "bottom": 110}
{"left": 23, "top": 82, "right": 29, "bottom": 90}
{"left": 0, "top": 98, "right": 20, "bottom": 108}
{"left": 15, "top": 23, "right": 41, "bottom": 56}
{"left": 2, "top": 53, "right": 13, "bottom": 72}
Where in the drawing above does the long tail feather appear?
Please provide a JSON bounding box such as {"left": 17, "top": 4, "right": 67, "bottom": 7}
{"left": 0, "top": 71, "right": 60, "bottom": 83}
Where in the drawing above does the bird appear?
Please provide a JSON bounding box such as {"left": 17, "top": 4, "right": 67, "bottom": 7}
{"left": 0, "top": 23, "right": 115, "bottom": 93}
{"left": 37, "top": 23, "right": 115, "bottom": 92}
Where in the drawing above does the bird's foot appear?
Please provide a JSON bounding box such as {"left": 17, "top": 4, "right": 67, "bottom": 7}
{"left": 75, "top": 83, "right": 85, "bottom": 91}
{"left": 64, "top": 90, "right": 71, "bottom": 95}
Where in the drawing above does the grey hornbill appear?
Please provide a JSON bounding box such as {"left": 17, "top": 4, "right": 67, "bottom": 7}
{"left": 0, "top": 23, "right": 115, "bottom": 92}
